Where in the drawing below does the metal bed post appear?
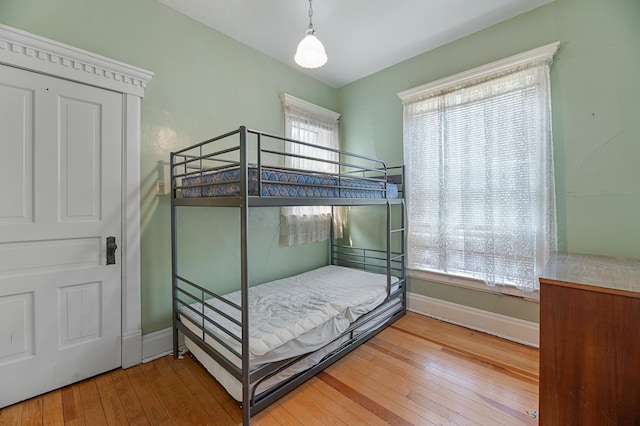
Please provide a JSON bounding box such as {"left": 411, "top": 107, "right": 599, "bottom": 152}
{"left": 401, "top": 198, "right": 407, "bottom": 310}
{"left": 257, "top": 133, "right": 262, "bottom": 196}
{"left": 330, "top": 206, "right": 335, "bottom": 266}
{"left": 400, "top": 165, "right": 407, "bottom": 310}
{"left": 239, "top": 126, "right": 251, "bottom": 425}
{"left": 170, "top": 152, "right": 180, "bottom": 358}
{"left": 386, "top": 200, "right": 392, "bottom": 297}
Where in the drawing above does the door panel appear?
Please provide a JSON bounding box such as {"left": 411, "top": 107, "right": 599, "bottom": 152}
{"left": 59, "top": 95, "right": 102, "bottom": 221}
{"left": 0, "top": 238, "right": 100, "bottom": 276}
{"left": 0, "top": 82, "right": 34, "bottom": 224}
{"left": 0, "top": 64, "right": 123, "bottom": 407}
{"left": 0, "top": 291, "right": 34, "bottom": 366}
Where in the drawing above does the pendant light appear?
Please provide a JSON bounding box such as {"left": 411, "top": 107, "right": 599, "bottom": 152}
{"left": 294, "top": 0, "right": 327, "bottom": 69}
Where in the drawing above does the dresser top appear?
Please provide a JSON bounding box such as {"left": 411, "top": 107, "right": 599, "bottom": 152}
{"left": 540, "top": 252, "right": 640, "bottom": 296}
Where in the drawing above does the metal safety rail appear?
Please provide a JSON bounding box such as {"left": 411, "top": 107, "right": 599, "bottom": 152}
{"left": 170, "top": 126, "right": 402, "bottom": 207}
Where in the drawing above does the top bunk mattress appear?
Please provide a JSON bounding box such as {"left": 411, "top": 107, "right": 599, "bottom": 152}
{"left": 179, "top": 265, "right": 398, "bottom": 368}
{"left": 180, "top": 166, "right": 398, "bottom": 199}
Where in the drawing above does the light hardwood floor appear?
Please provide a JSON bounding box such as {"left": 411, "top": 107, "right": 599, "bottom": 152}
{"left": 0, "top": 312, "right": 539, "bottom": 425}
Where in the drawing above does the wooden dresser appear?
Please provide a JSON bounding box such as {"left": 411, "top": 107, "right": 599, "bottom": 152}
{"left": 539, "top": 252, "right": 640, "bottom": 425}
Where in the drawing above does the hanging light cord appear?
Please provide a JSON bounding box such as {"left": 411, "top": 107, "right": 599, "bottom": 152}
{"left": 307, "top": 0, "right": 315, "bottom": 31}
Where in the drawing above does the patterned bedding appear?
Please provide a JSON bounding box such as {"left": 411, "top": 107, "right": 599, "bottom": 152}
{"left": 181, "top": 166, "right": 398, "bottom": 199}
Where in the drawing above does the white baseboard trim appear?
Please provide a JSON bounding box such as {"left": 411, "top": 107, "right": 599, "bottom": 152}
{"left": 141, "top": 328, "right": 184, "bottom": 363}
{"left": 407, "top": 292, "right": 539, "bottom": 347}
{"left": 121, "top": 331, "right": 142, "bottom": 368}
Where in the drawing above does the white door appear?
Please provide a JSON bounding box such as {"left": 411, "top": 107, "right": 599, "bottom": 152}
{"left": 0, "top": 64, "right": 123, "bottom": 407}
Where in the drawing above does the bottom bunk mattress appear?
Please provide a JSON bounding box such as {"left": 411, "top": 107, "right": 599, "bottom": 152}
{"left": 178, "top": 265, "right": 402, "bottom": 400}
{"left": 185, "top": 297, "right": 403, "bottom": 401}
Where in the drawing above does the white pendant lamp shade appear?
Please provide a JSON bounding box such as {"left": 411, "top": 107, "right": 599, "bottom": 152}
{"left": 294, "top": 0, "right": 327, "bottom": 69}
{"left": 295, "top": 29, "right": 327, "bottom": 69}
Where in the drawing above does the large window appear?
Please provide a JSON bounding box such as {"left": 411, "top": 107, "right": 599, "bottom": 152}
{"left": 280, "top": 94, "right": 341, "bottom": 247}
{"left": 399, "top": 43, "right": 558, "bottom": 293}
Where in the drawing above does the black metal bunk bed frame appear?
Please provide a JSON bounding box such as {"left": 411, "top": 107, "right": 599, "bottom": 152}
{"left": 170, "top": 126, "right": 406, "bottom": 425}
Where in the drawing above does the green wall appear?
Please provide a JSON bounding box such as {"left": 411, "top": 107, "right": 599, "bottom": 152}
{"left": 2, "top": 0, "right": 638, "bottom": 331}
{"left": 0, "top": 0, "right": 338, "bottom": 333}
{"left": 338, "top": 0, "right": 640, "bottom": 322}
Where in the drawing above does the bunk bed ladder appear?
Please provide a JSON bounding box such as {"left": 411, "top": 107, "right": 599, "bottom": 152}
{"left": 387, "top": 198, "right": 407, "bottom": 302}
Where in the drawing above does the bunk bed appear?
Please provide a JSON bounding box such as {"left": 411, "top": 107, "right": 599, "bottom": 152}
{"left": 170, "top": 126, "right": 406, "bottom": 425}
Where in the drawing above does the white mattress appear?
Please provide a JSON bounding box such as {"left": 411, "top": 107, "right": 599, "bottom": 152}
{"left": 185, "top": 297, "right": 403, "bottom": 402}
{"left": 179, "top": 265, "right": 401, "bottom": 401}
{"left": 180, "top": 265, "right": 398, "bottom": 368}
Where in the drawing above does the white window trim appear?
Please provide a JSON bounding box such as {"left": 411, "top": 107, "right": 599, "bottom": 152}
{"left": 398, "top": 42, "right": 559, "bottom": 103}
{"left": 399, "top": 42, "right": 559, "bottom": 300}
{"left": 408, "top": 269, "right": 540, "bottom": 302}
{"left": 281, "top": 93, "right": 341, "bottom": 122}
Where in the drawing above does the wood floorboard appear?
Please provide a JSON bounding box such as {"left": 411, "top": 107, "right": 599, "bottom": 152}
{"left": 307, "top": 377, "right": 387, "bottom": 426}
{"left": 94, "top": 374, "right": 128, "bottom": 426}
{"left": 374, "top": 327, "right": 538, "bottom": 400}
{"left": 19, "top": 397, "right": 41, "bottom": 426}
{"left": 317, "top": 371, "right": 416, "bottom": 426}
{"left": 0, "top": 404, "right": 22, "bottom": 425}
{"left": 343, "top": 350, "right": 491, "bottom": 424}
{"left": 268, "top": 380, "right": 347, "bottom": 426}
{"left": 182, "top": 352, "right": 243, "bottom": 423}
{"left": 357, "top": 335, "right": 536, "bottom": 423}
{"left": 109, "top": 369, "right": 150, "bottom": 426}
{"left": 325, "top": 352, "right": 447, "bottom": 425}
{"left": 167, "top": 351, "right": 236, "bottom": 424}
{"left": 1, "top": 313, "right": 539, "bottom": 425}
{"left": 42, "top": 390, "right": 64, "bottom": 426}
{"left": 252, "top": 401, "right": 297, "bottom": 426}
{"left": 76, "top": 379, "right": 107, "bottom": 426}
{"left": 60, "top": 386, "right": 83, "bottom": 425}
{"left": 122, "top": 365, "right": 169, "bottom": 425}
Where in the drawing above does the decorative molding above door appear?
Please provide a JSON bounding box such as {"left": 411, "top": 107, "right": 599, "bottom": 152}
{"left": 0, "top": 24, "right": 152, "bottom": 96}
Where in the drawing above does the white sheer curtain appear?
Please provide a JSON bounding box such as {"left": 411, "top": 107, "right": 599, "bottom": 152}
{"left": 401, "top": 49, "right": 557, "bottom": 292}
{"left": 280, "top": 94, "right": 342, "bottom": 247}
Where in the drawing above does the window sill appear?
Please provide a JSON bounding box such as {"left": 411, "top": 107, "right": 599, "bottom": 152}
{"left": 407, "top": 268, "right": 540, "bottom": 302}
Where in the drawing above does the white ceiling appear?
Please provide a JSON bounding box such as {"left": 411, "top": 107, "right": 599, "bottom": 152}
{"left": 159, "top": 0, "right": 552, "bottom": 88}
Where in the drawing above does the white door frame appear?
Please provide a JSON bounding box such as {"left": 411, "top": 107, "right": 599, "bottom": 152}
{"left": 0, "top": 24, "right": 153, "bottom": 368}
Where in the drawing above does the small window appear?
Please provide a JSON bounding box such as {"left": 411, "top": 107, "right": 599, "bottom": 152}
{"left": 280, "top": 94, "right": 342, "bottom": 247}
